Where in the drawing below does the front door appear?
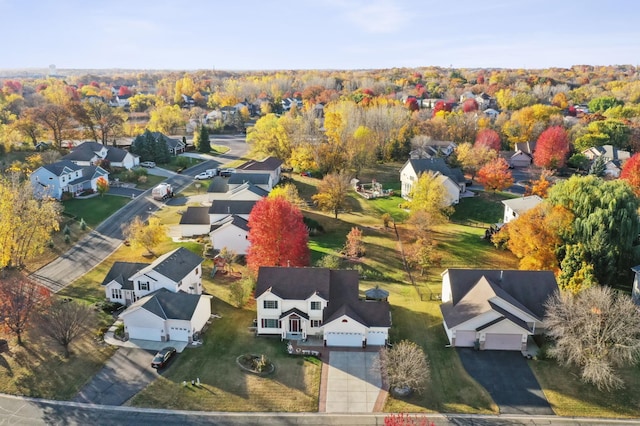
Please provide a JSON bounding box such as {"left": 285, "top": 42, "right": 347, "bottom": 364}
{"left": 289, "top": 315, "right": 300, "bottom": 333}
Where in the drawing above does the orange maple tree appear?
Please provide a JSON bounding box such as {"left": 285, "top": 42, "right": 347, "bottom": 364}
{"left": 621, "top": 152, "right": 640, "bottom": 196}
{"left": 476, "top": 157, "right": 514, "bottom": 192}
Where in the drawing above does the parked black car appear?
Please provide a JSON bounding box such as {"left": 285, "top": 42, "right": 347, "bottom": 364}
{"left": 151, "top": 346, "right": 176, "bottom": 369}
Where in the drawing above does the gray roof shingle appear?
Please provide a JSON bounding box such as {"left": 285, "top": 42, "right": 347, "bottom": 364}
{"left": 407, "top": 158, "right": 465, "bottom": 184}
{"left": 101, "top": 261, "right": 149, "bottom": 290}
{"left": 132, "top": 288, "right": 204, "bottom": 320}
{"left": 138, "top": 247, "right": 203, "bottom": 283}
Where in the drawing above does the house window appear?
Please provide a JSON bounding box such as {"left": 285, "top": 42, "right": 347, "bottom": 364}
{"left": 261, "top": 318, "right": 280, "bottom": 328}
{"left": 263, "top": 300, "right": 278, "bottom": 309}
{"left": 111, "top": 288, "right": 122, "bottom": 299}
{"left": 195, "top": 267, "right": 199, "bottom": 275}
{"left": 311, "top": 320, "right": 322, "bottom": 328}
{"left": 139, "top": 282, "right": 149, "bottom": 291}
{"left": 310, "top": 301, "right": 321, "bottom": 310}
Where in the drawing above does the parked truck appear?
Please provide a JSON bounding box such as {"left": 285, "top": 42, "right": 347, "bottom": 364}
{"left": 152, "top": 183, "right": 174, "bottom": 201}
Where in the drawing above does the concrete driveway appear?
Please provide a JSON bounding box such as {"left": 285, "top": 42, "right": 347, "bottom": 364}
{"left": 321, "top": 351, "right": 386, "bottom": 413}
{"left": 73, "top": 347, "right": 159, "bottom": 406}
{"left": 457, "top": 348, "right": 553, "bottom": 415}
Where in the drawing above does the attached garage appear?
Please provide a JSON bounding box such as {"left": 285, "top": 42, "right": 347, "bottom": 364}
{"left": 325, "top": 332, "right": 363, "bottom": 347}
{"left": 366, "top": 331, "right": 387, "bottom": 346}
{"left": 127, "top": 326, "right": 163, "bottom": 341}
{"left": 484, "top": 333, "right": 522, "bottom": 351}
{"left": 454, "top": 330, "right": 477, "bottom": 347}
{"left": 168, "top": 326, "right": 190, "bottom": 342}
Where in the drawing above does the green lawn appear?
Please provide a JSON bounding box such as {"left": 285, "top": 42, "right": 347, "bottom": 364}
{"left": 63, "top": 195, "right": 130, "bottom": 227}
{"left": 450, "top": 192, "right": 516, "bottom": 226}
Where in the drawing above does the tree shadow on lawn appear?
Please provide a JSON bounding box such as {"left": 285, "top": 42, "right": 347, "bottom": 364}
{"left": 385, "top": 303, "right": 496, "bottom": 414}
{"left": 152, "top": 299, "right": 319, "bottom": 411}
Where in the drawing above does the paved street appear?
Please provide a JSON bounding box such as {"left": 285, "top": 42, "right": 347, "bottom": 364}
{"left": 29, "top": 135, "right": 247, "bottom": 293}
{"left": 1, "top": 393, "right": 639, "bottom": 426}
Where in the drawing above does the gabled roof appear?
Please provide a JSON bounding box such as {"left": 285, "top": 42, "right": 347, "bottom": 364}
{"left": 515, "top": 141, "right": 536, "bottom": 155}
{"left": 149, "top": 132, "right": 184, "bottom": 149}
{"left": 256, "top": 267, "right": 391, "bottom": 328}
{"left": 40, "top": 160, "right": 83, "bottom": 176}
{"left": 62, "top": 141, "right": 104, "bottom": 162}
{"left": 101, "top": 261, "right": 149, "bottom": 290}
{"left": 210, "top": 215, "right": 249, "bottom": 232}
{"left": 442, "top": 269, "right": 558, "bottom": 321}
{"left": 501, "top": 195, "right": 542, "bottom": 215}
{"left": 208, "top": 200, "right": 257, "bottom": 215}
{"left": 582, "top": 144, "right": 630, "bottom": 161}
{"left": 279, "top": 307, "right": 309, "bottom": 320}
{"left": 256, "top": 267, "right": 333, "bottom": 301}
{"left": 403, "top": 158, "right": 465, "bottom": 184}
{"left": 123, "top": 288, "right": 204, "bottom": 320}
{"left": 67, "top": 165, "right": 109, "bottom": 186}
{"left": 136, "top": 247, "right": 203, "bottom": 283}
{"left": 237, "top": 156, "right": 283, "bottom": 172}
{"left": 179, "top": 206, "right": 210, "bottom": 225}
{"left": 227, "top": 182, "right": 269, "bottom": 198}
{"left": 228, "top": 173, "right": 271, "bottom": 186}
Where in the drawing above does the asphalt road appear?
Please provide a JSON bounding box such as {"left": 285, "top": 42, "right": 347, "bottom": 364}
{"left": 30, "top": 135, "right": 247, "bottom": 293}
{"left": 1, "top": 393, "right": 638, "bottom": 426}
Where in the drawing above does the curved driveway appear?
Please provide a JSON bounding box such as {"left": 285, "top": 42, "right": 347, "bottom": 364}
{"left": 30, "top": 135, "right": 247, "bottom": 293}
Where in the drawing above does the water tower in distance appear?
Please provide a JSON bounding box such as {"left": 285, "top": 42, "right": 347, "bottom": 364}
{"left": 47, "top": 64, "right": 60, "bottom": 78}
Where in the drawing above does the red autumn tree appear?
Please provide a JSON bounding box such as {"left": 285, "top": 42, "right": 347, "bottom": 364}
{"left": 476, "top": 157, "right": 514, "bottom": 192}
{"left": 432, "top": 100, "right": 455, "bottom": 116}
{"left": 0, "top": 272, "right": 50, "bottom": 345}
{"left": 621, "top": 153, "right": 640, "bottom": 196}
{"left": 96, "top": 176, "right": 109, "bottom": 197}
{"left": 118, "top": 86, "right": 132, "bottom": 96}
{"left": 474, "top": 128, "right": 501, "bottom": 152}
{"left": 406, "top": 97, "right": 419, "bottom": 112}
{"left": 534, "top": 126, "right": 570, "bottom": 170}
{"left": 246, "top": 197, "right": 310, "bottom": 274}
{"left": 462, "top": 98, "right": 478, "bottom": 113}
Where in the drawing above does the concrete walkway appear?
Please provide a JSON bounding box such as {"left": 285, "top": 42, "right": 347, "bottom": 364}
{"left": 321, "top": 351, "right": 387, "bottom": 413}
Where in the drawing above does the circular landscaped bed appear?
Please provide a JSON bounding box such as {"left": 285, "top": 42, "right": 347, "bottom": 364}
{"left": 236, "top": 354, "right": 275, "bottom": 376}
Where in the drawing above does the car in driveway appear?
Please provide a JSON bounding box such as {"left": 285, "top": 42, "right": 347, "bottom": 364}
{"left": 151, "top": 346, "right": 176, "bottom": 369}
{"left": 219, "top": 168, "right": 236, "bottom": 177}
{"left": 140, "top": 161, "right": 156, "bottom": 168}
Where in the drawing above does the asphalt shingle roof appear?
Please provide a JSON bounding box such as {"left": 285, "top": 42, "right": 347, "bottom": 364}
{"left": 132, "top": 288, "right": 204, "bottom": 320}
{"left": 137, "top": 247, "right": 203, "bottom": 283}
{"left": 101, "top": 261, "right": 149, "bottom": 290}
{"left": 208, "top": 200, "right": 257, "bottom": 215}
{"left": 179, "top": 207, "right": 210, "bottom": 225}
{"left": 407, "top": 158, "right": 465, "bottom": 184}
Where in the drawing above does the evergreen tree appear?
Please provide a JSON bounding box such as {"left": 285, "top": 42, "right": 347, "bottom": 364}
{"left": 131, "top": 130, "right": 155, "bottom": 162}
{"left": 153, "top": 134, "right": 171, "bottom": 164}
{"left": 588, "top": 156, "right": 607, "bottom": 177}
{"left": 195, "top": 125, "right": 211, "bottom": 153}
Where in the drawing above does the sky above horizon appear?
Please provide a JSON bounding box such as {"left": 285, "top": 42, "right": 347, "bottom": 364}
{"left": 1, "top": 0, "right": 638, "bottom": 71}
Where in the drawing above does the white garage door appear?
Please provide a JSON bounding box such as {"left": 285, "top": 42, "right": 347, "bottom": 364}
{"left": 484, "top": 333, "right": 522, "bottom": 350}
{"left": 127, "top": 326, "right": 163, "bottom": 341}
{"left": 325, "top": 332, "right": 362, "bottom": 347}
{"left": 169, "top": 326, "right": 190, "bottom": 342}
{"left": 367, "top": 331, "right": 387, "bottom": 346}
{"left": 454, "top": 330, "right": 477, "bottom": 347}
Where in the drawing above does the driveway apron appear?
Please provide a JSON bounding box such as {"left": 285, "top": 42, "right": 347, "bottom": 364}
{"left": 322, "top": 351, "right": 385, "bottom": 413}
{"left": 457, "top": 348, "right": 553, "bottom": 415}
{"left": 73, "top": 347, "right": 157, "bottom": 405}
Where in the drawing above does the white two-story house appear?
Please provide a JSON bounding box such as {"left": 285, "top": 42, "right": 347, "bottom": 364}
{"left": 400, "top": 158, "right": 466, "bottom": 206}
{"left": 101, "top": 247, "right": 204, "bottom": 306}
{"left": 30, "top": 160, "right": 109, "bottom": 200}
{"left": 255, "top": 267, "right": 391, "bottom": 347}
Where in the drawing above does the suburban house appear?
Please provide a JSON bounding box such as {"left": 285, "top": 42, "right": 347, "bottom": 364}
{"left": 119, "top": 288, "right": 212, "bottom": 343}
{"left": 508, "top": 150, "right": 533, "bottom": 168}
{"left": 514, "top": 141, "right": 536, "bottom": 156}
{"left": 483, "top": 108, "right": 500, "bottom": 120}
{"left": 62, "top": 141, "right": 139, "bottom": 169}
{"left": 207, "top": 181, "right": 269, "bottom": 203}
{"left": 227, "top": 173, "right": 274, "bottom": 193}
{"left": 409, "top": 140, "right": 457, "bottom": 159}
{"left": 501, "top": 195, "right": 543, "bottom": 224}
{"left": 101, "top": 247, "right": 204, "bottom": 306}
{"left": 255, "top": 267, "right": 391, "bottom": 347}
{"left": 400, "top": 158, "right": 466, "bottom": 205}
{"left": 208, "top": 199, "right": 257, "bottom": 223}
{"left": 30, "top": 160, "right": 109, "bottom": 200}
{"left": 209, "top": 215, "right": 250, "bottom": 255}
{"left": 178, "top": 207, "right": 212, "bottom": 238}
{"left": 440, "top": 269, "right": 558, "bottom": 351}
{"left": 149, "top": 132, "right": 186, "bottom": 155}
{"left": 582, "top": 145, "right": 631, "bottom": 178}
{"left": 236, "top": 156, "right": 283, "bottom": 185}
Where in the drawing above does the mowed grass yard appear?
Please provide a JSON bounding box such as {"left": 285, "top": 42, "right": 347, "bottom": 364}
{"left": 15, "top": 161, "right": 640, "bottom": 416}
